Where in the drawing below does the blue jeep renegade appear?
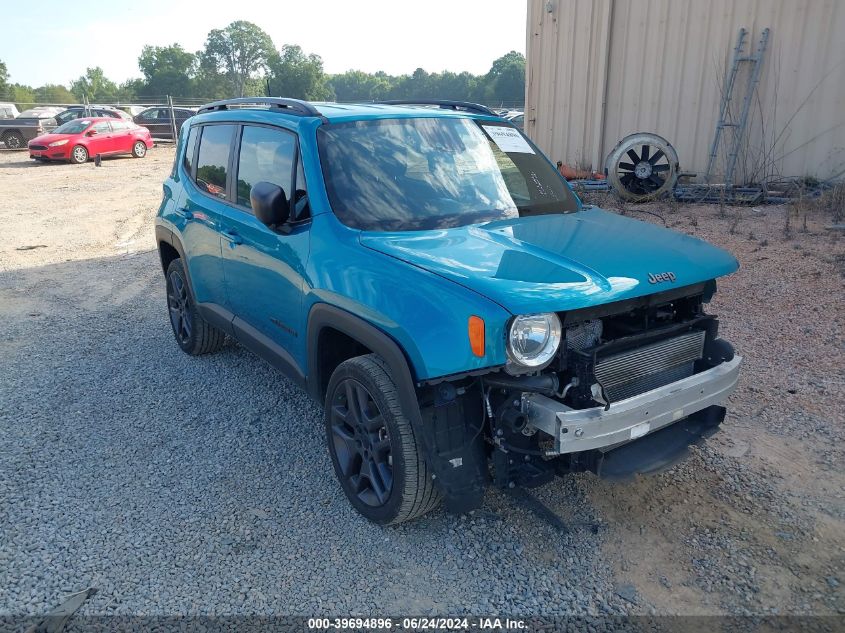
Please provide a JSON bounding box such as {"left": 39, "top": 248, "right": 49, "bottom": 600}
{"left": 155, "top": 98, "right": 742, "bottom": 524}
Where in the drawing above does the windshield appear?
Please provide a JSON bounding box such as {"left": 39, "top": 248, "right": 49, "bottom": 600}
{"left": 317, "top": 117, "right": 579, "bottom": 231}
{"left": 52, "top": 120, "right": 93, "bottom": 135}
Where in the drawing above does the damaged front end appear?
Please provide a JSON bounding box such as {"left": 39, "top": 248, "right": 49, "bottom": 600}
{"left": 416, "top": 282, "right": 742, "bottom": 513}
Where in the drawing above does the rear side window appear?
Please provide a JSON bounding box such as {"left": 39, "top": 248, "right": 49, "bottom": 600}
{"left": 195, "top": 125, "right": 234, "bottom": 200}
{"left": 235, "top": 125, "right": 295, "bottom": 209}
{"left": 182, "top": 126, "right": 198, "bottom": 176}
{"left": 140, "top": 109, "right": 162, "bottom": 121}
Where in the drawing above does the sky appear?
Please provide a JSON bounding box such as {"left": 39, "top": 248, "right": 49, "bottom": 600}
{"left": 1, "top": 0, "right": 528, "bottom": 87}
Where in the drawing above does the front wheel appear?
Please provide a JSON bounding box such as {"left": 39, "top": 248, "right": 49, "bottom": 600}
{"left": 132, "top": 141, "right": 147, "bottom": 158}
{"left": 69, "top": 145, "right": 88, "bottom": 164}
{"left": 325, "top": 354, "right": 440, "bottom": 525}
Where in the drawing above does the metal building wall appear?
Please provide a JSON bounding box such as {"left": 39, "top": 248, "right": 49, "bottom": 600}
{"left": 525, "top": 0, "right": 845, "bottom": 181}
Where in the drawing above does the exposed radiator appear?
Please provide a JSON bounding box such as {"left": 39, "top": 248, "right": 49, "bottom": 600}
{"left": 594, "top": 330, "right": 706, "bottom": 402}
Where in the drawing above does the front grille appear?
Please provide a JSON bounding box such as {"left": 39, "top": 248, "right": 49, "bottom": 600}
{"left": 29, "top": 145, "right": 47, "bottom": 150}
{"left": 594, "top": 330, "right": 706, "bottom": 401}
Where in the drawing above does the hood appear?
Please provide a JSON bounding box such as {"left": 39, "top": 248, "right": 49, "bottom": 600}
{"left": 29, "top": 133, "right": 75, "bottom": 145}
{"left": 359, "top": 208, "right": 739, "bottom": 315}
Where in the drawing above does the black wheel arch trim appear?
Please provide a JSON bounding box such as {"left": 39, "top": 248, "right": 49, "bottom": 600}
{"left": 306, "top": 303, "right": 422, "bottom": 426}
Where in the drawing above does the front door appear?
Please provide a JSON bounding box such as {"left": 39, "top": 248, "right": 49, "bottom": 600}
{"left": 86, "top": 120, "right": 116, "bottom": 155}
{"left": 219, "top": 124, "right": 310, "bottom": 373}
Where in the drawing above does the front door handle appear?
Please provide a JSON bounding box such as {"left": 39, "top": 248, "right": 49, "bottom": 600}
{"left": 221, "top": 229, "right": 243, "bottom": 246}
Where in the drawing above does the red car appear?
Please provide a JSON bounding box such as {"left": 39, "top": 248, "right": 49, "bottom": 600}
{"left": 28, "top": 117, "right": 154, "bottom": 164}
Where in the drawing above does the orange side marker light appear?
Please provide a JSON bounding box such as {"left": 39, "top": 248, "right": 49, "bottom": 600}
{"left": 468, "top": 316, "right": 485, "bottom": 357}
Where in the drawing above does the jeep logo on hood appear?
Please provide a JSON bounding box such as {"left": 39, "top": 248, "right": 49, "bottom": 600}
{"left": 648, "top": 271, "right": 676, "bottom": 284}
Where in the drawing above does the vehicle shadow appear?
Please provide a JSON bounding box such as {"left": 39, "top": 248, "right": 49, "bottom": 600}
{"left": 0, "top": 154, "right": 141, "bottom": 169}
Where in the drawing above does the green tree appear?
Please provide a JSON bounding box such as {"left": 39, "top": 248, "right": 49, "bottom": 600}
{"left": 435, "top": 71, "right": 478, "bottom": 100}
{"left": 138, "top": 44, "right": 197, "bottom": 98}
{"left": 267, "top": 45, "right": 333, "bottom": 100}
{"left": 329, "top": 70, "right": 393, "bottom": 102}
{"left": 6, "top": 84, "right": 35, "bottom": 107}
{"left": 34, "top": 84, "right": 77, "bottom": 104}
{"left": 117, "top": 78, "right": 144, "bottom": 101}
{"left": 201, "top": 21, "right": 274, "bottom": 97}
{"left": 70, "top": 67, "right": 118, "bottom": 101}
{"left": 0, "top": 59, "right": 8, "bottom": 91}
{"left": 481, "top": 51, "right": 525, "bottom": 106}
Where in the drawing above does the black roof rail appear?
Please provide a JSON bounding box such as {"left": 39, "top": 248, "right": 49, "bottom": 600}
{"left": 373, "top": 100, "right": 497, "bottom": 116}
{"left": 197, "top": 97, "right": 321, "bottom": 117}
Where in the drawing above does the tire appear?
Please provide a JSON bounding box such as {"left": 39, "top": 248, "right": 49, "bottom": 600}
{"left": 325, "top": 354, "right": 440, "bottom": 525}
{"left": 132, "top": 140, "right": 147, "bottom": 158}
{"left": 2, "top": 131, "right": 25, "bottom": 150}
{"left": 69, "top": 145, "right": 88, "bottom": 164}
{"left": 165, "top": 258, "right": 226, "bottom": 355}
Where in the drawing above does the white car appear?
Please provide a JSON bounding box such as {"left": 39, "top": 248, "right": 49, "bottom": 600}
{"left": 0, "top": 103, "right": 20, "bottom": 119}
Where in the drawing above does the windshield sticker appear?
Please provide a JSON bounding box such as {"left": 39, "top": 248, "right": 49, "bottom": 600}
{"left": 482, "top": 125, "right": 535, "bottom": 154}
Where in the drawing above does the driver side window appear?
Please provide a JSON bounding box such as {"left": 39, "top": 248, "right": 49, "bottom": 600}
{"left": 235, "top": 125, "right": 296, "bottom": 211}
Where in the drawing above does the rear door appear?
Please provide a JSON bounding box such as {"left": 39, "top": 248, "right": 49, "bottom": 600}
{"left": 178, "top": 123, "right": 235, "bottom": 310}
{"left": 218, "top": 123, "right": 311, "bottom": 372}
{"left": 108, "top": 120, "right": 132, "bottom": 153}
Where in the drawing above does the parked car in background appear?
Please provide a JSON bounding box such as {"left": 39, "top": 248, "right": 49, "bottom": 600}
{"left": 0, "top": 103, "right": 20, "bottom": 120}
{"left": 52, "top": 106, "right": 133, "bottom": 127}
{"left": 17, "top": 106, "right": 64, "bottom": 118}
{"left": 0, "top": 109, "right": 61, "bottom": 149}
{"left": 133, "top": 106, "right": 195, "bottom": 139}
{"left": 28, "top": 117, "right": 153, "bottom": 164}
{"left": 505, "top": 111, "right": 524, "bottom": 129}
{"left": 155, "top": 97, "right": 741, "bottom": 525}
{"left": 117, "top": 105, "right": 147, "bottom": 117}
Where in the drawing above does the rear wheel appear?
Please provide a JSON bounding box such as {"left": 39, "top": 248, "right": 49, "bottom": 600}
{"left": 69, "top": 145, "right": 88, "bottom": 164}
{"left": 131, "top": 140, "right": 147, "bottom": 158}
{"left": 2, "top": 131, "right": 24, "bottom": 149}
{"left": 165, "top": 258, "right": 226, "bottom": 355}
{"left": 325, "top": 354, "right": 440, "bottom": 524}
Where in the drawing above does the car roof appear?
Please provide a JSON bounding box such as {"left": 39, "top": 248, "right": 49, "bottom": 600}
{"left": 63, "top": 117, "right": 119, "bottom": 124}
{"left": 193, "top": 102, "right": 501, "bottom": 127}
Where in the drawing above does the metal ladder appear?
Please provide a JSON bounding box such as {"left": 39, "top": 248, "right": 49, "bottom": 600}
{"left": 705, "top": 27, "right": 770, "bottom": 186}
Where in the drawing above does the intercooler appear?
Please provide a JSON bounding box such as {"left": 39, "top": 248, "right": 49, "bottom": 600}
{"left": 593, "top": 330, "right": 706, "bottom": 402}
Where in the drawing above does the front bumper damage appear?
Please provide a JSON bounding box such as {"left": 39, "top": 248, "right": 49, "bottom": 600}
{"left": 523, "top": 356, "right": 742, "bottom": 456}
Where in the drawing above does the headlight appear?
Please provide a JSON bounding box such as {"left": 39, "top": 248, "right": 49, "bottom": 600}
{"left": 48, "top": 139, "right": 69, "bottom": 147}
{"left": 506, "top": 312, "right": 562, "bottom": 372}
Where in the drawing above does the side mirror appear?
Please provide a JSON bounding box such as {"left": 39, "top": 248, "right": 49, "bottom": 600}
{"left": 86, "top": 129, "right": 97, "bottom": 136}
{"left": 250, "top": 181, "right": 289, "bottom": 227}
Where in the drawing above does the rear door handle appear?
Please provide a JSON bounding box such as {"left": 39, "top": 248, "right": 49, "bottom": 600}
{"left": 221, "top": 229, "right": 243, "bottom": 246}
{"left": 174, "top": 207, "right": 193, "bottom": 220}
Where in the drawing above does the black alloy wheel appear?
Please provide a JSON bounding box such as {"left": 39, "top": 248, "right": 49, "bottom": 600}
{"left": 329, "top": 378, "right": 394, "bottom": 507}
{"left": 167, "top": 268, "right": 192, "bottom": 346}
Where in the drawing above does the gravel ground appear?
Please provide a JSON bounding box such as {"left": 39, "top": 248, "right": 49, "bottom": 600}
{"left": 0, "top": 148, "right": 843, "bottom": 619}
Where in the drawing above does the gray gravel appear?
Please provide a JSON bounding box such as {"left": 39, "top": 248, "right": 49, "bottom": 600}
{"left": 2, "top": 151, "right": 843, "bottom": 619}
{"left": 0, "top": 252, "right": 628, "bottom": 617}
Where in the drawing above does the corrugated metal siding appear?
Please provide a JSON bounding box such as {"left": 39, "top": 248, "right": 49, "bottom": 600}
{"left": 526, "top": 0, "right": 845, "bottom": 181}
